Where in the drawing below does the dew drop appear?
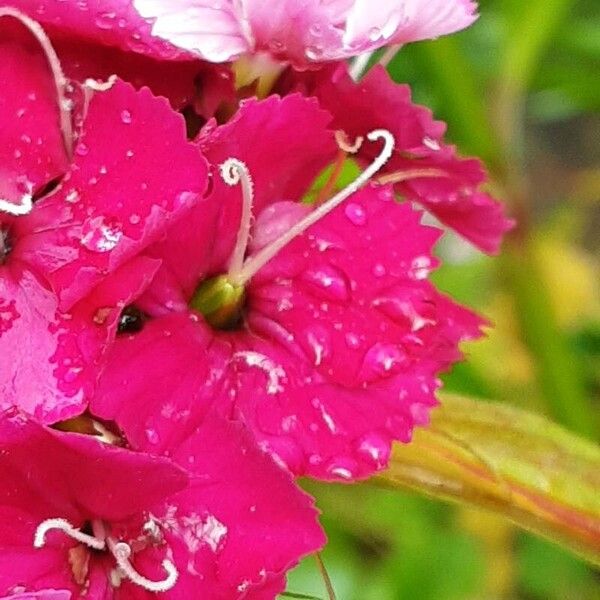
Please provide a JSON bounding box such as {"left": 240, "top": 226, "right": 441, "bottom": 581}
{"left": 95, "top": 11, "right": 116, "bottom": 30}
{"left": 422, "top": 136, "right": 441, "bottom": 151}
{"left": 344, "top": 332, "right": 361, "bottom": 349}
{"left": 65, "top": 189, "right": 80, "bottom": 204}
{"left": 75, "top": 143, "right": 89, "bottom": 157}
{"left": 368, "top": 26, "right": 382, "bottom": 41}
{"left": 305, "top": 45, "right": 324, "bottom": 60}
{"left": 325, "top": 457, "right": 358, "bottom": 480}
{"left": 120, "top": 109, "right": 132, "bottom": 124}
{"left": 344, "top": 202, "right": 367, "bottom": 226}
{"left": 301, "top": 265, "right": 350, "bottom": 302}
{"left": 80, "top": 216, "right": 123, "bottom": 253}
{"left": 372, "top": 263, "right": 386, "bottom": 278}
{"left": 360, "top": 342, "right": 408, "bottom": 382}
{"left": 356, "top": 433, "right": 390, "bottom": 468}
{"left": 145, "top": 428, "right": 159, "bottom": 444}
{"left": 411, "top": 256, "right": 431, "bottom": 280}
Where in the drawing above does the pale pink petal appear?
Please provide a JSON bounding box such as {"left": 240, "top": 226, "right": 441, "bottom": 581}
{"left": 344, "top": 0, "right": 478, "bottom": 51}
{"left": 133, "top": 0, "right": 249, "bottom": 62}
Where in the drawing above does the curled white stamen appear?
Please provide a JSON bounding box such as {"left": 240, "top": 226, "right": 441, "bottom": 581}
{"left": 111, "top": 540, "right": 178, "bottom": 593}
{"left": 34, "top": 518, "right": 106, "bottom": 550}
{"left": 335, "top": 130, "right": 364, "bottom": 154}
{"left": 232, "top": 129, "right": 395, "bottom": 286}
{"left": 221, "top": 158, "right": 255, "bottom": 282}
{"left": 0, "top": 8, "right": 73, "bottom": 158}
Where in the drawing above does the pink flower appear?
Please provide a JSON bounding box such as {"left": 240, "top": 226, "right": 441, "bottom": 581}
{"left": 132, "top": 0, "right": 479, "bottom": 66}
{"left": 0, "top": 592, "right": 71, "bottom": 600}
{"left": 0, "top": 33, "right": 208, "bottom": 423}
{"left": 284, "top": 64, "right": 514, "bottom": 253}
{"left": 0, "top": 409, "right": 325, "bottom": 597}
{"left": 92, "top": 94, "right": 484, "bottom": 481}
{"left": 4, "top": 3, "right": 234, "bottom": 110}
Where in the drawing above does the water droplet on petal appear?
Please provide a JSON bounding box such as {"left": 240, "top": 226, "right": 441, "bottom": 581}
{"left": 368, "top": 26, "right": 382, "bottom": 41}
{"left": 423, "top": 136, "right": 441, "bottom": 151}
{"left": 344, "top": 332, "right": 361, "bottom": 349}
{"left": 120, "top": 109, "right": 132, "bottom": 124}
{"left": 356, "top": 433, "right": 390, "bottom": 468}
{"left": 305, "top": 44, "right": 324, "bottom": 60}
{"left": 344, "top": 202, "right": 367, "bottom": 226}
{"left": 80, "top": 216, "right": 123, "bottom": 253}
{"left": 301, "top": 265, "right": 350, "bottom": 302}
{"left": 95, "top": 11, "right": 116, "bottom": 30}
{"left": 303, "top": 327, "right": 331, "bottom": 366}
{"left": 372, "top": 263, "right": 386, "bottom": 278}
{"left": 75, "top": 143, "right": 89, "bottom": 157}
{"left": 309, "top": 23, "right": 323, "bottom": 36}
{"left": 411, "top": 256, "right": 431, "bottom": 280}
{"left": 360, "top": 342, "right": 408, "bottom": 382}
{"left": 145, "top": 428, "right": 159, "bottom": 444}
{"left": 325, "top": 457, "right": 358, "bottom": 480}
{"left": 65, "top": 189, "right": 80, "bottom": 204}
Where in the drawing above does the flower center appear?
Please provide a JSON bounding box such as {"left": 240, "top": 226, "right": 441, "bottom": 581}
{"left": 190, "top": 129, "right": 395, "bottom": 330}
{"left": 34, "top": 518, "right": 178, "bottom": 593}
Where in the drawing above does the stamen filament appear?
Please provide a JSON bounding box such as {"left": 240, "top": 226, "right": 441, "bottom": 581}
{"left": 108, "top": 539, "right": 179, "bottom": 593}
{"left": 0, "top": 9, "right": 73, "bottom": 217}
{"left": 377, "top": 167, "right": 448, "bottom": 185}
{"left": 314, "top": 149, "right": 347, "bottom": 205}
{"left": 221, "top": 159, "right": 255, "bottom": 282}
{"left": 34, "top": 518, "right": 106, "bottom": 550}
{"left": 231, "top": 129, "right": 395, "bottom": 286}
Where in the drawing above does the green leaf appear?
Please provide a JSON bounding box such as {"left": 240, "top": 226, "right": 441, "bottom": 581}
{"left": 375, "top": 394, "right": 600, "bottom": 566}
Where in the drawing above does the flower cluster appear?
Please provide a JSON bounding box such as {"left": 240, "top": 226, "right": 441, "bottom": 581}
{"left": 0, "top": 2, "right": 511, "bottom": 598}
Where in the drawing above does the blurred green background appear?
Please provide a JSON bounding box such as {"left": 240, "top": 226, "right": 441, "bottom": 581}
{"left": 282, "top": 0, "right": 600, "bottom": 598}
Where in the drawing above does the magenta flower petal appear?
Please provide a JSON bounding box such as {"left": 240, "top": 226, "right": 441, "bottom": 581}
{"left": 0, "top": 592, "right": 71, "bottom": 600}
{"left": 139, "top": 94, "right": 335, "bottom": 305}
{"left": 0, "top": 408, "right": 323, "bottom": 597}
{"left": 22, "top": 79, "right": 208, "bottom": 312}
{"left": 0, "top": 409, "right": 188, "bottom": 595}
{"left": 225, "top": 185, "right": 484, "bottom": 478}
{"left": 156, "top": 413, "right": 326, "bottom": 597}
{"left": 6, "top": 0, "right": 191, "bottom": 60}
{"left": 289, "top": 64, "right": 513, "bottom": 253}
{"left": 0, "top": 17, "right": 69, "bottom": 211}
{"left": 91, "top": 312, "right": 231, "bottom": 454}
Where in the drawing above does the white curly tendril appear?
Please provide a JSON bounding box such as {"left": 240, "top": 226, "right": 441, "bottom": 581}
{"left": 34, "top": 518, "right": 179, "bottom": 593}
{"left": 0, "top": 8, "right": 73, "bottom": 217}
{"left": 222, "top": 128, "right": 395, "bottom": 287}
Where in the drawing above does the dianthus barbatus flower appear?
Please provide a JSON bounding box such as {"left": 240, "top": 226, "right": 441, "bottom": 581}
{"left": 4, "top": 2, "right": 235, "bottom": 111}
{"left": 132, "top": 0, "right": 479, "bottom": 67}
{"left": 92, "top": 94, "right": 484, "bottom": 481}
{"left": 0, "top": 23, "right": 208, "bottom": 423}
{"left": 0, "top": 409, "right": 325, "bottom": 598}
{"left": 283, "top": 63, "right": 514, "bottom": 253}
{"left": 1, "top": 592, "right": 70, "bottom": 600}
